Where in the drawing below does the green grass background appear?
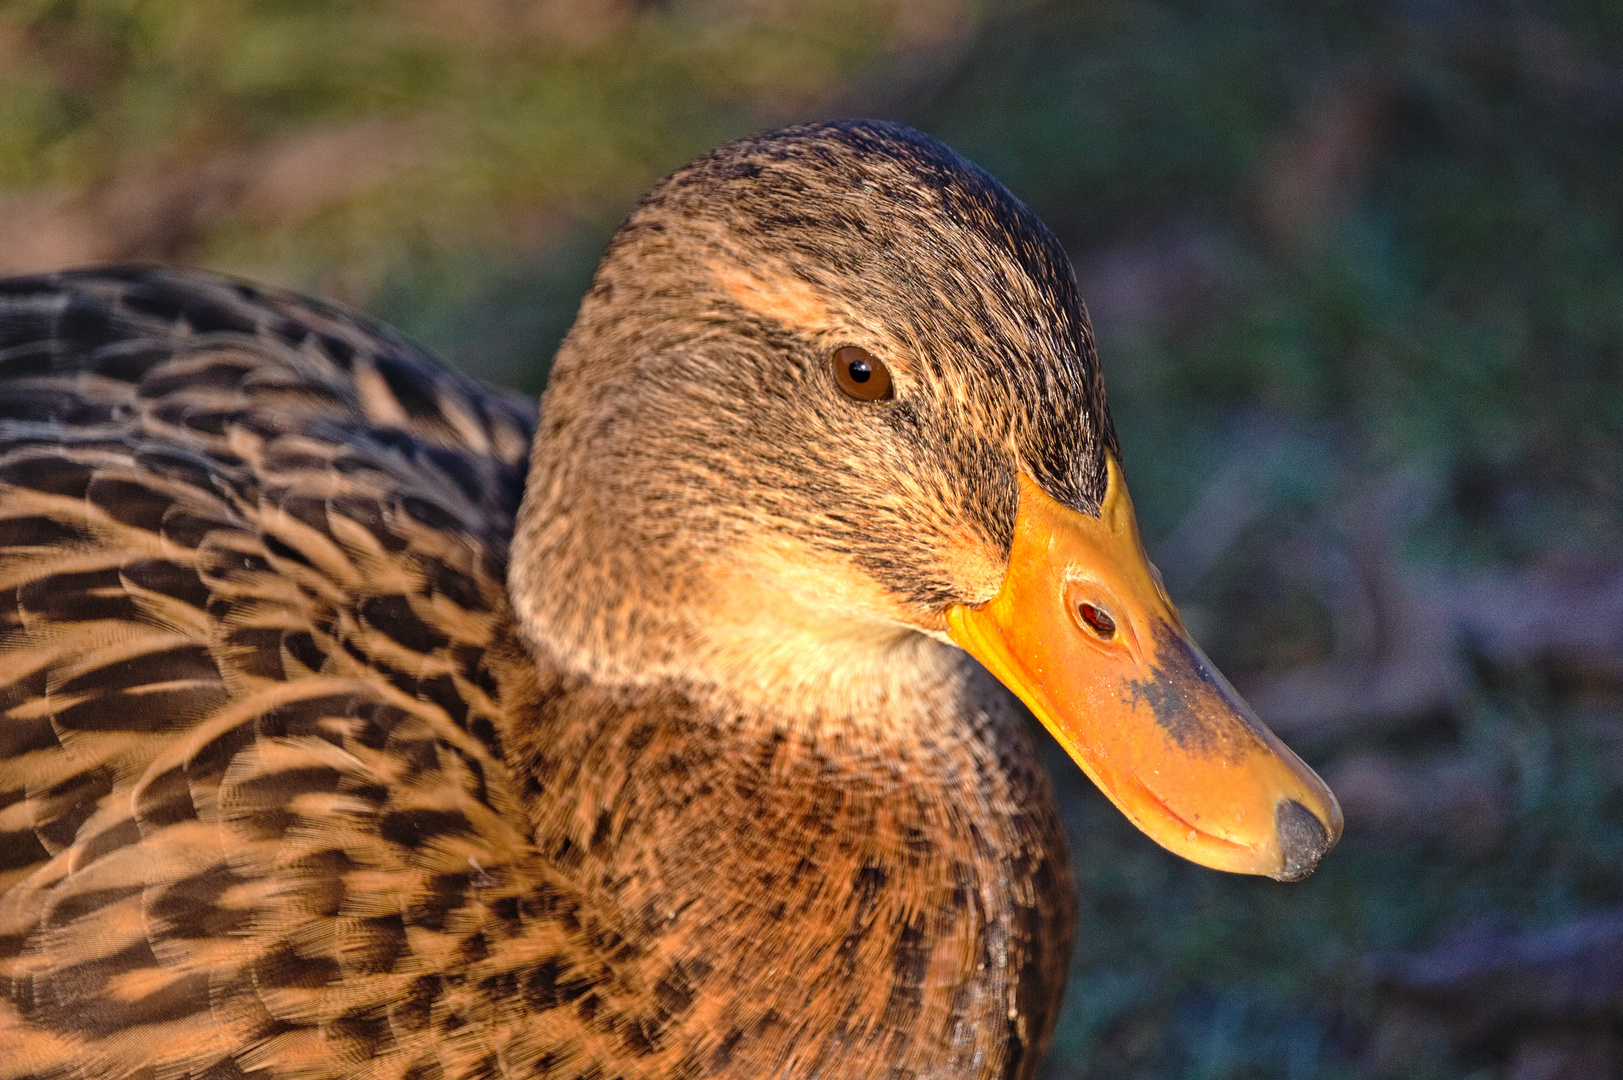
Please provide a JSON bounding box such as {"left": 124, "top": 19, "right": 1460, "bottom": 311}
{"left": 6, "top": 1, "right": 1621, "bottom": 1075}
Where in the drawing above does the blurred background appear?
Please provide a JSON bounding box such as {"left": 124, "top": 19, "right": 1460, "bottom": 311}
{"left": 4, "top": 0, "right": 1621, "bottom": 1076}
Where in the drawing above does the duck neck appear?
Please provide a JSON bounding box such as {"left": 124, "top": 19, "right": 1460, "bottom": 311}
{"left": 494, "top": 633, "right": 1074, "bottom": 1079}
{"left": 509, "top": 442, "right": 969, "bottom": 727}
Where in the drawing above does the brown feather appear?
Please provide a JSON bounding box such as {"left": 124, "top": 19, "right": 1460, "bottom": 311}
{"left": 0, "top": 120, "right": 1107, "bottom": 1080}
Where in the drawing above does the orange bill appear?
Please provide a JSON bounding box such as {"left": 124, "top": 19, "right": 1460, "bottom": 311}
{"left": 947, "top": 458, "right": 1342, "bottom": 880}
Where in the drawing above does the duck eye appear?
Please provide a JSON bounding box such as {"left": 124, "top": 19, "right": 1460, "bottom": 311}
{"left": 832, "top": 346, "right": 894, "bottom": 402}
{"left": 1076, "top": 602, "right": 1117, "bottom": 640}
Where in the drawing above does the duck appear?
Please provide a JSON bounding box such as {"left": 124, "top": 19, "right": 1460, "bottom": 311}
{"left": 0, "top": 120, "right": 1340, "bottom": 1080}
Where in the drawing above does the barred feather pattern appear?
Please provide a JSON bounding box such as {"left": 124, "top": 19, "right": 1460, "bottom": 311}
{"left": 0, "top": 263, "right": 1075, "bottom": 1080}
{"left": 0, "top": 267, "right": 589, "bottom": 1080}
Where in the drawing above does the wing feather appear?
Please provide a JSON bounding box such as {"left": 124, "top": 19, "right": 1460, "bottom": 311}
{"left": 0, "top": 268, "right": 574, "bottom": 1080}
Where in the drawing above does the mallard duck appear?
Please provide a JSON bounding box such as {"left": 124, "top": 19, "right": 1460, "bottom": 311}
{"left": 0, "top": 120, "right": 1339, "bottom": 1080}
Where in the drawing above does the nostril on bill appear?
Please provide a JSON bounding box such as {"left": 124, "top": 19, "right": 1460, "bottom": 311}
{"left": 1271, "top": 799, "right": 1330, "bottom": 882}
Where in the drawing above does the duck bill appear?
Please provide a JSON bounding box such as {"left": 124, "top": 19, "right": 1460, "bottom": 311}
{"left": 947, "top": 458, "right": 1342, "bottom": 880}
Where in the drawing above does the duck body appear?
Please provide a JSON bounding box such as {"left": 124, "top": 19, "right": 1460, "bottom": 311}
{"left": 0, "top": 265, "right": 1068, "bottom": 1078}
{"left": 0, "top": 120, "right": 1338, "bottom": 1080}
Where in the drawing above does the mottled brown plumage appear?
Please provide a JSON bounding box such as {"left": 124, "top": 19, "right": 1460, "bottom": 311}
{"left": 0, "top": 121, "right": 1122, "bottom": 1080}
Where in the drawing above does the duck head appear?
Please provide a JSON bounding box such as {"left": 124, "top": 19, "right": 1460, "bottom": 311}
{"left": 511, "top": 119, "right": 1341, "bottom": 881}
